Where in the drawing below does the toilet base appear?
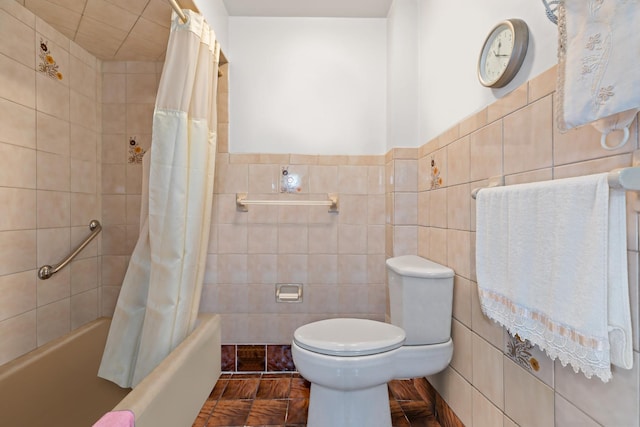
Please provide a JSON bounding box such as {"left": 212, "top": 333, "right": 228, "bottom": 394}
{"left": 307, "top": 382, "right": 391, "bottom": 427}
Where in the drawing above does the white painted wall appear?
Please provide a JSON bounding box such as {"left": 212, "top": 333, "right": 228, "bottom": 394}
{"left": 227, "top": 17, "right": 387, "bottom": 155}
{"left": 386, "top": 0, "right": 420, "bottom": 149}
{"left": 194, "top": 0, "right": 229, "bottom": 53}
{"left": 200, "top": 1, "right": 559, "bottom": 153}
{"left": 417, "top": 0, "right": 558, "bottom": 144}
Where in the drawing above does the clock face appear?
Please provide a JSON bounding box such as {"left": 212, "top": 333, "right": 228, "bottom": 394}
{"left": 478, "top": 19, "right": 529, "bottom": 88}
{"left": 483, "top": 26, "right": 513, "bottom": 83}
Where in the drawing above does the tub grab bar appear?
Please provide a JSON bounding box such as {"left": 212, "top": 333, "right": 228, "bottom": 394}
{"left": 38, "top": 220, "right": 102, "bottom": 280}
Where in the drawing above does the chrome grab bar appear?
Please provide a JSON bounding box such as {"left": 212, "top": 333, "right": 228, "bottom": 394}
{"left": 38, "top": 220, "right": 102, "bottom": 280}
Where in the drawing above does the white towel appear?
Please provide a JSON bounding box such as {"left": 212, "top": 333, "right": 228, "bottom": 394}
{"left": 557, "top": 0, "right": 640, "bottom": 144}
{"left": 476, "top": 173, "right": 633, "bottom": 382}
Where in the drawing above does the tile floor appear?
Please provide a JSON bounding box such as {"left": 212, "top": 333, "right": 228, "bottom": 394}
{"left": 193, "top": 373, "right": 442, "bottom": 427}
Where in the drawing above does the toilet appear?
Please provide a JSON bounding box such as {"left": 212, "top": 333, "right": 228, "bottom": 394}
{"left": 292, "top": 255, "right": 454, "bottom": 427}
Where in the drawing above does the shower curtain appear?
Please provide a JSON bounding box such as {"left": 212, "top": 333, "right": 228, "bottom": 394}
{"left": 99, "top": 10, "right": 219, "bottom": 388}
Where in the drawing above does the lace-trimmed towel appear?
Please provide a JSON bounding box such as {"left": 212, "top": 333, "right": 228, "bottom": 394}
{"left": 557, "top": 0, "right": 640, "bottom": 149}
{"left": 475, "top": 174, "right": 633, "bottom": 382}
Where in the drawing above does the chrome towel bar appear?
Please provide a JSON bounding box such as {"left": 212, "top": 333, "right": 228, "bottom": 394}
{"left": 38, "top": 220, "right": 102, "bottom": 280}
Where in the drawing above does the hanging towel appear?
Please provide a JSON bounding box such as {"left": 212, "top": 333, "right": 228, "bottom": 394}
{"left": 92, "top": 410, "right": 135, "bottom": 427}
{"left": 475, "top": 173, "right": 633, "bottom": 382}
{"left": 556, "top": 0, "right": 640, "bottom": 148}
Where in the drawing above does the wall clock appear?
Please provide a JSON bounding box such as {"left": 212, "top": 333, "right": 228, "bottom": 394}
{"left": 477, "top": 19, "right": 529, "bottom": 88}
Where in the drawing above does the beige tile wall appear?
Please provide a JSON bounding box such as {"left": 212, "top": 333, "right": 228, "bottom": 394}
{"left": 100, "top": 60, "right": 162, "bottom": 316}
{"left": 0, "top": 0, "right": 102, "bottom": 365}
{"left": 202, "top": 153, "right": 388, "bottom": 343}
{"left": 407, "top": 66, "right": 640, "bottom": 426}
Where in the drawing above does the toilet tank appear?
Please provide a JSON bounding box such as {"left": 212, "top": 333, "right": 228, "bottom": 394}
{"left": 386, "top": 255, "right": 454, "bottom": 345}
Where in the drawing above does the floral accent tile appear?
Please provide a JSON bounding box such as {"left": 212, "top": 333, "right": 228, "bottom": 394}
{"left": 128, "top": 137, "right": 146, "bottom": 164}
{"left": 430, "top": 156, "right": 443, "bottom": 189}
{"left": 504, "top": 330, "right": 554, "bottom": 387}
{"left": 38, "top": 39, "right": 63, "bottom": 81}
{"left": 506, "top": 333, "right": 539, "bottom": 372}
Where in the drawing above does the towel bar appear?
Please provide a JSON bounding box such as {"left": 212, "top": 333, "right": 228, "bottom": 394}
{"left": 471, "top": 167, "right": 640, "bottom": 200}
{"left": 236, "top": 193, "right": 339, "bottom": 213}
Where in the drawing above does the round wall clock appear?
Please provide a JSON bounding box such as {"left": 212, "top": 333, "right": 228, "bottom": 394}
{"left": 477, "top": 19, "right": 529, "bottom": 88}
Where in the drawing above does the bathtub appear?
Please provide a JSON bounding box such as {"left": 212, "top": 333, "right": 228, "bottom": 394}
{"left": 0, "top": 314, "right": 221, "bottom": 427}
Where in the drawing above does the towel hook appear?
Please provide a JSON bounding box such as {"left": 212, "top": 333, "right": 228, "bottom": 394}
{"left": 600, "top": 126, "right": 630, "bottom": 151}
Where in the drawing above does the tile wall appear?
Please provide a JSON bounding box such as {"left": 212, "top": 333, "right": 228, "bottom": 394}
{"left": 0, "top": 0, "right": 102, "bottom": 365}
{"left": 396, "top": 66, "right": 640, "bottom": 426}
{"left": 99, "top": 59, "right": 163, "bottom": 316}
{"left": 201, "top": 152, "right": 388, "bottom": 343}
{"left": 98, "top": 54, "right": 388, "bottom": 345}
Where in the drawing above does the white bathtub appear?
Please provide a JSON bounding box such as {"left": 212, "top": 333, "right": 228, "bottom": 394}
{"left": 0, "top": 314, "right": 221, "bottom": 427}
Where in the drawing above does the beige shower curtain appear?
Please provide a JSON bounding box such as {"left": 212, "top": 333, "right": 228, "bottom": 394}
{"left": 99, "top": 10, "right": 219, "bottom": 388}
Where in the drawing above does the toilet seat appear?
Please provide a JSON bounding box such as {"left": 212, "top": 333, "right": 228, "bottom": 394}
{"left": 293, "top": 318, "right": 405, "bottom": 357}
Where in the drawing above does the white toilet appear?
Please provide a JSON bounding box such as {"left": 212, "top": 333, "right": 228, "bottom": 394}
{"left": 292, "top": 255, "right": 454, "bottom": 427}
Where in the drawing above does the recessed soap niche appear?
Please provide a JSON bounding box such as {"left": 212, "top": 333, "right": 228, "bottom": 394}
{"left": 276, "top": 283, "right": 303, "bottom": 303}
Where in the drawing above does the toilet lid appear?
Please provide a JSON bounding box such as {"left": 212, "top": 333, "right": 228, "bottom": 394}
{"left": 293, "top": 318, "right": 406, "bottom": 356}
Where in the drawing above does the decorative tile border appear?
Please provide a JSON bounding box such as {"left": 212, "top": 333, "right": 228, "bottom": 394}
{"left": 221, "top": 344, "right": 295, "bottom": 373}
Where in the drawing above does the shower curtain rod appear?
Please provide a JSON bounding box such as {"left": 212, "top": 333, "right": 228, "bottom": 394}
{"left": 165, "top": 0, "right": 225, "bottom": 77}
{"left": 168, "top": 0, "right": 187, "bottom": 23}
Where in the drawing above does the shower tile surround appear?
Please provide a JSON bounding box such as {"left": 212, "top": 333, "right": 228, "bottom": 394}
{"left": 1, "top": 1, "right": 639, "bottom": 425}
{"left": 0, "top": 1, "right": 102, "bottom": 365}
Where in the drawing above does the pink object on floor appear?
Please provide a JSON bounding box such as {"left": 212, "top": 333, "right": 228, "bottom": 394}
{"left": 92, "top": 410, "right": 135, "bottom": 427}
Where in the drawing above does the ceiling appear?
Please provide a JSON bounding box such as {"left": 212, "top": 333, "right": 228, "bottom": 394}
{"left": 222, "top": 0, "right": 392, "bottom": 18}
{"left": 20, "top": 0, "right": 392, "bottom": 61}
{"left": 21, "top": 0, "right": 199, "bottom": 61}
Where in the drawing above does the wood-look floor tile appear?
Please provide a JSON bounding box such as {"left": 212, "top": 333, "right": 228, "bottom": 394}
{"left": 285, "top": 398, "right": 308, "bottom": 425}
{"left": 412, "top": 377, "right": 436, "bottom": 404}
{"left": 231, "top": 373, "right": 262, "bottom": 379}
{"left": 198, "top": 398, "right": 217, "bottom": 418}
{"left": 208, "top": 379, "right": 228, "bottom": 400}
{"left": 400, "top": 400, "right": 437, "bottom": 425}
{"left": 388, "top": 379, "right": 424, "bottom": 401}
{"left": 289, "top": 377, "right": 310, "bottom": 399}
{"left": 390, "top": 398, "right": 411, "bottom": 427}
{"left": 206, "top": 400, "right": 253, "bottom": 426}
{"left": 193, "top": 373, "right": 443, "bottom": 427}
{"left": 192, "top": 410, "right": 210, "bottom": 427}
{"left": 221, "top": 378, "right": 260, "bottom": 400}
{"left": 245, "top": 399, "right": 288, "bottom": 426}
{"left": 435, "top": 394, "right": 464, "bottom": 427}
{"left": 256, "top": 378, "right": 291, "bottom": 399}
{"left": 262, "top": 372, "right": 293, "bottom": 379}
